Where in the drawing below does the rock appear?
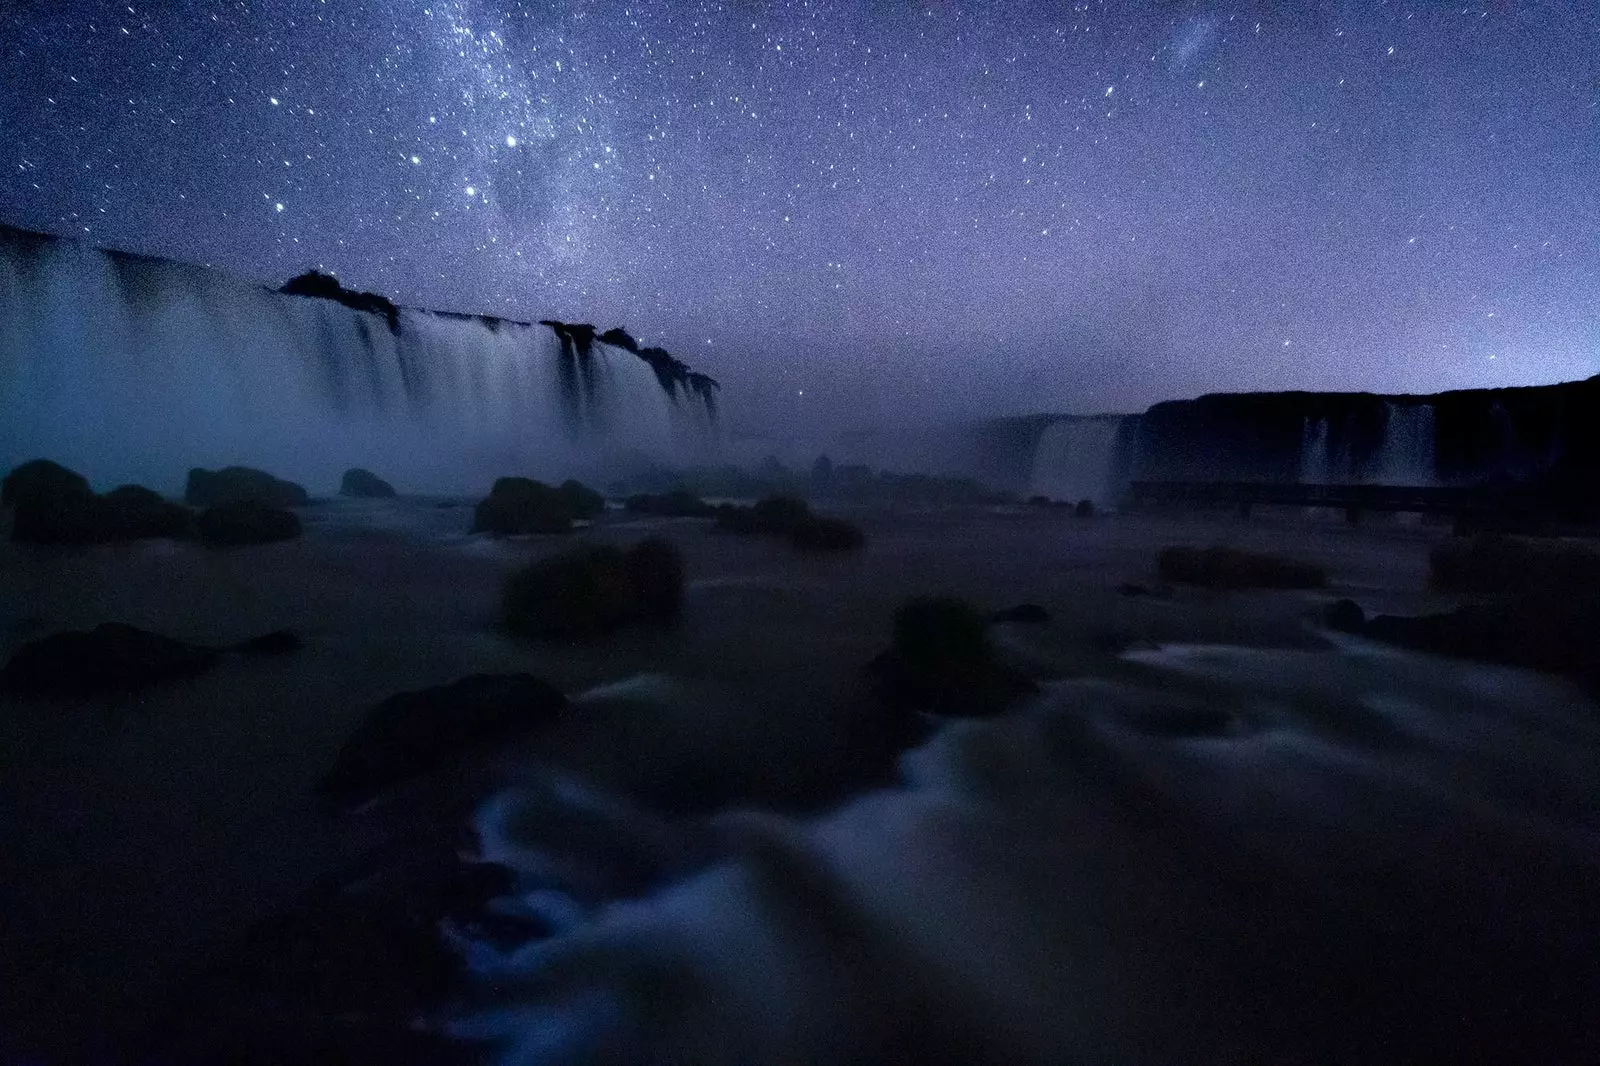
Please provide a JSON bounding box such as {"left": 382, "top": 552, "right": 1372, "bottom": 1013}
{"left": 1361, "top": 596, "right": 1600, "bottom": 686}
{"left": 502, "top": 538, "right": 687, "bottom": 640}
{"left": 868, "top": 596, "right": 1037, "bottom": 717}
{"left": 751, "top": 494, "right": 811, "bottom": 534}
{"left": 316, "top": 674, "right": 567, "bottom": 804}
{"left": 232, "top": 629, "right": 302, "bottom": 655}
{"left": 1323, "top": 598, "right": 1366, "bottom": 633}
{"left": 1026, "top": 494, "right": 1054, "bottom": 507}
{"left": 4, "top": 458, "right": 98, "bottom": 543}
{"left": 623, "top": 537, "right": 686, "bottom": 625}
{"left": 1074, "top": 499, "right": 1096, "bottom": 518}
{"left": 624, "top": 490, "right": 716, "bottom": 518}
{"left": 1116, "top": 583, "right": 1151, "bottom": 597}
{"left": 789, "top": 515, "right": 866, "bottom": 552}
{"left": 471, "top": 477, "right": 575, "bottom": 535}
{"left": 186, "top": 466, "right": 309, "bottom": 508}
{"left": 990, "top": 603, "right": 1051, "bottom": 625}
{"left": 0, "top": 623, "right": 220, "bottom": 694}
{"left": 197, "top": 501, "right": 302, "bottom": 546}
{"left": 1157, "top": 545, "right": 1328, "bottom": 590}
{"left": 556, "top": 478, "right": 605, "bottom": 519}
{"left": 99, "top": 484, "right": 193, "bottom": 539}
{"left": 1430, "top": 533, "right": 1600, "bottom": 595}
{"left": 339, "top": 468, "right": 397, "bottom": 498}
{"left": 1119, "top": 706, "right": 1244, "bottom": 738}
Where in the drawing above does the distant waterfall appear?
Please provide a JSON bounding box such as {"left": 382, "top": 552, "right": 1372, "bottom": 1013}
{"left": 1370, "top": 402, "right": 1436, "bottom": 485}
{"left": 1028, "top": 416, "right": 1124, "bottom": 505}
{"left": 0, "top": 226, "right": 715, "bottom": 494}
{"left": 1299, "top": 417, "right": 1334, "bottom": 484}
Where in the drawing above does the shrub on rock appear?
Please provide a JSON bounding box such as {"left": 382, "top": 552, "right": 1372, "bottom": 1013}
{"left": 340, "top": 468, "right": 397, "bottom": 498}
{"left": 316, "top": 674, "right": 567, "bottom": 805}
{"left": 1157, "top": 545, "right": 1327, "bottom": 590}
{"left": 197, "top": 501, "right": 302, "bottom": 546}
{"left": 472, "top": 477, "right": 575, "bottom": 535}
{"left": 789, "top": 514, "right": 866, "bottom": 552}
{"left": 186, "top": 466, "right": 309, "bottom": 508}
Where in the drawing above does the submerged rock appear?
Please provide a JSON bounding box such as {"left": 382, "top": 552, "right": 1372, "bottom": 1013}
{"left": 197, "top": 500, "right": 302, "bottom": 545}
{"left": 1, "top": 623, "right": 220, "bottom": 694}
{"left": 471, "top": 477, "right": 576, "bottom": 535}
{"left": 868, "top": 596, "right": 1037, "bottom": 717}
{"left": 339, "top": 468, "right": 397, "bottom": 498}
{"left": 1157, "top": 545, "right": 1328, "bottom": 590}
{"left": 316, "top": 674, "right": 568, "bottom": 804}
{"left": 186, "top": 466, "right": 309, "bottom": 508}
{"left": 0, "top": 623, "right": 301, "bottom": 696}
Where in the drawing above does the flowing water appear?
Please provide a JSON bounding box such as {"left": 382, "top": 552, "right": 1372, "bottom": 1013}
{"left": 1027, "top": 416, "right": 1126, "bottom": 505}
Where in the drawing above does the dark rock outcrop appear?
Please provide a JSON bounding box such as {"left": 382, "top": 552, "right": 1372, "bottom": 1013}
{"left": 624, "top": 489, "right": 717, "bottom": 518}
{"left": 4, "top": 460, "right": 192, "bottom": 544}
{"left": 339, "top": 468, "right": 397, "bottom": 498}
{"left": 789, "top": 515, "right": 866, "bottom": 552}
{"left": 1322, "top": 598, "right": 1367, "bottom": 633}
{"left": 471, "top": 477, "right": 578, "bottom": 535}
{"left": 1, "top": 624, "right": 298, "bottom": 695}
{"left": 556, "top": 478, "right": 605, "bottom": 519}
{"left": 501, "top": 538, "right": 686, "bottom": 640}
{"left": 990, "top": 603, "right": 1052, "bottom": 625}
{"left": 280, "top": 270, "right": 401, "bottom": 331}
{"left": 1429, "top": 533, "right": 1600, "bottom": 594}
{"left": 1157, "top": 546, "right": 1328, "bottom": 590}
{"left": 197, "top": 501, "right": 303, "bottom": 546}
{"left": 186, "top": 466, "right": 310, "bottom": 508}
{"left": 868, "top": 596, "right": 1037, "bottom": 717}
{"left": 316, "top": 674, "right": 567, "bottom": 804}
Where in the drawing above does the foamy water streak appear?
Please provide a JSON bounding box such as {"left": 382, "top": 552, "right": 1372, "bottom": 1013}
{"left": 0, "top": 227, "right": 710, "bottom": 494}
{"left": 448, "top": 653, "right": 1600, "bottom": 1064}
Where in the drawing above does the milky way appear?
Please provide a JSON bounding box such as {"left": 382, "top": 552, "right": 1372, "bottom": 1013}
{"left": 1, "top": 1, "right": 1596, "bottom": 432}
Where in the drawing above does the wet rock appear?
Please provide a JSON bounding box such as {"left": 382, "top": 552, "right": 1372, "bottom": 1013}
{"left": 1074, "top": 499, "right": 1096, "bottom": 518}
{"left": 624, "top": 489, "right": 716, "bottom": 518}
{"left": 557, "top": 478, "right": 606, "bottom": 519}
{"left": 1117, "top": 583, "right": 1151, "bottom": 597}
{"left": 1323, "top": 598, "right": 1366, "bottom": 633}
{"left": 623, "top": 536, "right": 686, "bottom": 625}
{"left": 339, "top": 467, "right": 397, "bottom": 498}
{"left": 0, "top": 623, "right": 220, "bottom": 694}
{"left": 4, "top": 460, "right": 192, "bottom": 544}
{"left": 99, "top": 484, "right": 193, "bottom": 539}
{"left": 502, "top": 538, "right": 686, "bottom": 639}
{"left": 1430, "top": 533, "right": 1600, "bottom": 595}
{"left": 1120, "top": 705, "right": 1245, "bottom": 738}
{"left": 471, "top": 476, "right": 575, "bottom": 535}
{"left": 868, "top": 596, "right": 1038, "bottom": 717}
{"left": 1362, "top": 599, "right": 1600, "bottom": 686}
{"left": 197, "top": 500, "right": 302, "bottom": 545}
{"left": 789, "top": 514, "right": 866, "bottom": 552}
{"left": 232, "top": 629, "right": 302, "bottom": 655}
{"left": 186, "top": 466, "right": 309, "bottom": 508}
{"left": 316, "top": 673, "right": 567, "bottom": 804}
{"left": 990, "top": 603, "right": 1052, "bottom": 625}
{"left": 1157, "top": 545, "right": 1328, "bottom": 590}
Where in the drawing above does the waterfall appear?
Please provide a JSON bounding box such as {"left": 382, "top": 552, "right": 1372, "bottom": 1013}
{"left": 1370, "top": 402, "right": 1436, "bottom": 485}
{"left": 1299, "top": 417, "right": 1333, "bottom": 484}
{"left": 1027, "top": 416, "right": 1124, "bottom": 506}
{"left": 0, "top": 226, "right": 714, "bottom": 494}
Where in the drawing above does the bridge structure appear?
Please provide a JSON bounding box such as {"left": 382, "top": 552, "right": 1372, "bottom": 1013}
{"left": 1123, "top": 480, "right": 1600, "bottom": 534}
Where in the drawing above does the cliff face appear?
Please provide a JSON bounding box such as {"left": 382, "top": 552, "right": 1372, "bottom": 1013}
{"left": 1133, "top": 378, "right": 1600, "bottom": 487}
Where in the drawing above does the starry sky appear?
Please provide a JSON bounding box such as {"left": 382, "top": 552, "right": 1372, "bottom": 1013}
{"left": 1, "top": 1, "right": 1597, "bottom": 434}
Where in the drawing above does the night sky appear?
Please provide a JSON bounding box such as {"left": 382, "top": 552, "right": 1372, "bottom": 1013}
{"left": 2, "top": 1, "right": 1596, "bottom": 433}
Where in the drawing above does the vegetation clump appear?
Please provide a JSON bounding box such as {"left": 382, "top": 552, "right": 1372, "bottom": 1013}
{"left": 501, "top": 536, "right": 685, "bottom": 639}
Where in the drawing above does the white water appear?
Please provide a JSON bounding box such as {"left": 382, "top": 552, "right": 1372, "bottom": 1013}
{"left": 1299, "top": 417, "right": 1336, "bottom": 483}
{"left": 1027, "top": 416, "right": 1124, "bottom": 505}
{"left": 1369, "top": 402, "right": 1436, "bottom": 485}
{"left": 448, "top": 651, "right": 1600, "bottom": 1064}
{"left": 0, "top": 229, "right": 708, "bottom": 494}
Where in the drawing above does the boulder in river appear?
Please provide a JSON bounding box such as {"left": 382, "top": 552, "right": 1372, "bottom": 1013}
{"left": 197, "top": 501, "right": 302, "bottom": 546}
{"left": 186, "top": 466, "right": 309, "bottom": 508}
{"left": 339, "top": 468, "right": 397, "bottom": 498}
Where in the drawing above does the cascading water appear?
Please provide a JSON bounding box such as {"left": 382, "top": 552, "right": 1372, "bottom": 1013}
{"left": 1298, "top": 417, "right": 1334, "bottom": 484}
{"left": 1027, "top": 416, "right": 1125, "bottom": 505}
{"left": 0, "top": 226, "right": 715, "bottom": 494}
{"left": 1370, "top": 401, "right": 1436, "bottom": 485}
